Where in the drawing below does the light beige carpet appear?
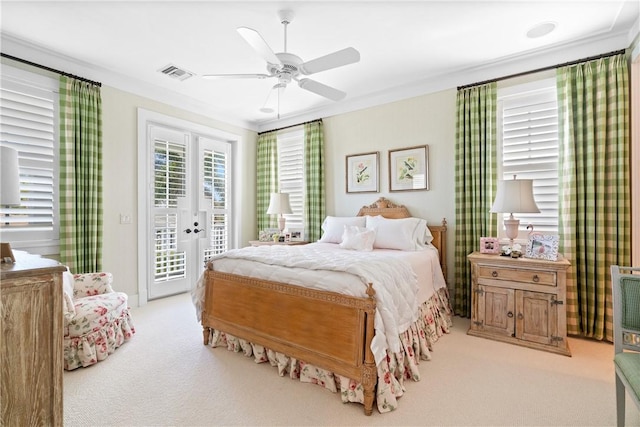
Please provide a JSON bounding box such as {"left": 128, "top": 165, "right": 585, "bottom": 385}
{"left": 64, "top": 292, "right": 640, "bottom": 426}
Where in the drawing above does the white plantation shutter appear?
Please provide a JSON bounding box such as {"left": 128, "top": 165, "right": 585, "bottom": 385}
{"left": 154, "top": 140, "right": 186, "bottom": 208}
{"left": 277, "top": 128, "right": 304, "bottom": 229}
{"left": 153, "top": 139, "right": 186, "bottom": 281}
{"left": 498, "top": 78, "right": 558, "bottom": 235}
{"left": 203, "top": 146, "right": 229, "bottom": 259}
{"left": 0, "top": 67, "right": 59, "bottom": 248}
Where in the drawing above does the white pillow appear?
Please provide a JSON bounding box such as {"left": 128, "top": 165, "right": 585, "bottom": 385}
{"left": 365, "top": 215, "right": 429, "bottom": 251}
{"left": 339, "top": 225, "right": 376, "bottom": 251}
{"left": 319, "top": 216, "right": 366, "bottom": 243}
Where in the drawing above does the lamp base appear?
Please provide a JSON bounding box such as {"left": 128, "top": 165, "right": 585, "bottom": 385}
{"left": 278, "top": 216, "right": 286, "bottom": 233}
{"left": 504, "top": 216, "right": 520, "bottom": 243}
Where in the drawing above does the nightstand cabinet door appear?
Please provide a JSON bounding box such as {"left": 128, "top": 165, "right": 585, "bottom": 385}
{"left": 516, "top": 290, "right": 558, "bottom": 346}
{"left": 475, "top": 285, "right": 515, "bottom": 338}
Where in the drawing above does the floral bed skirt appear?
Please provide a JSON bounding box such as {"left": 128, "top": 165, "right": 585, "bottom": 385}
{"left": 205, "top": 287, "right": 452, "bottom": 413}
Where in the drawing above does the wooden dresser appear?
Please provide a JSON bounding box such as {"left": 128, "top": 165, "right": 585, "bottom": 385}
{"left": 467, "top": 251, "right": 571, "bottom": 356}
{"left": 1, "top": 251, "right": 65, "bottom": 426}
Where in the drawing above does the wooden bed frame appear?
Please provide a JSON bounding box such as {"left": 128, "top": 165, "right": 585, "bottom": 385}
{"left": 200, "top": 197, "right": 447, "bottom": 415}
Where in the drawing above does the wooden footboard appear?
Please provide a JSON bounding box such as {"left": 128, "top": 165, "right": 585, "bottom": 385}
{"left": 201, "top": 270, "right": 378, "bottom": 415}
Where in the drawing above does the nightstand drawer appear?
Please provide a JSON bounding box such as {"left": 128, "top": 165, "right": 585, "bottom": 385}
{"left": 478, "top": 265, "right": 556, "bottom": 286}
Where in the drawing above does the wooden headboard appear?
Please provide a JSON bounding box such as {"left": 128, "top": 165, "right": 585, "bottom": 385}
{"left": 357, "top": 197, "right": 448, "bottom": 282}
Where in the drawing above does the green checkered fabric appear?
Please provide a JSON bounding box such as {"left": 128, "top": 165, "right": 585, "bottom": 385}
{"left": 453, "top": 83, "right": 498, "bottom": 317}
{"left": 557, "top": 53, "right": 631, "bottom": 341}
{"left": 59, "top": 76, "right": 103, "bottom": 273}
{"left": 256, "top": 131, "right": 279, "bottom": 234}
{"left": 303, "top": 121, "right": 325, "bottom": 243}
{"left": 614, "top": 353, "right": 640, "bottom": 400}
{"left": 621, "top": 277, "right": 640, "bottom": 331}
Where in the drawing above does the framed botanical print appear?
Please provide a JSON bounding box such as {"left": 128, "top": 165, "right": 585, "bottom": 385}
{"left": 388, "top": 145, "right": 429, "bottom": 191}
{"left": 346, "top": 151, "right": 379, "bottom": 193}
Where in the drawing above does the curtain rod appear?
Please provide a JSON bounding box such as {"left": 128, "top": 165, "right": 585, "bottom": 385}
{"left": 456, "top": 48, "right": 626, "bottom": 91}
{"left": 258, "top": 118, "right": 322, "bottom": 135}
{"left": 1, "top": 53, "right": 102, "bottom": 87}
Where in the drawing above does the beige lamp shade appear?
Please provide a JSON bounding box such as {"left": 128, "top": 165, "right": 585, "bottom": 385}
{"left": 490, "top": 178, "right": 540, "bottom": 215}
{"left": 0, "top": 146, "right": 21, "bottom": 206}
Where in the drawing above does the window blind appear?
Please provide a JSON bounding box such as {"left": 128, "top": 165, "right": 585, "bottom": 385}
{"left": 203, "top": 147, "right": 229, "bottom": 259}
{"left": 0, "top": 75, "right": 58, "bottom": 245}
{"left": 499, "top": 82, "right": 559, "bottom": 234}
{"left": 153, "top": 140, "right": 186, "bottom": 280}
{"left": 277, "top": 128, "right": 305, "bottom": 229}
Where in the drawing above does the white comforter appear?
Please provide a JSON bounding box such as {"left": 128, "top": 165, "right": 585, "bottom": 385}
{"left": 193, "top": 242, "right": 446, "bottom": 367}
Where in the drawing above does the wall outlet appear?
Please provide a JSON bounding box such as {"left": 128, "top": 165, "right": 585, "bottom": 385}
{"left": 120, "top": 214, "right": 132, "bottom": 224}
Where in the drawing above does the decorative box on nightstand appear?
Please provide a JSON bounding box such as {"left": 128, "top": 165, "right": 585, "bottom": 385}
{"left": 248, "top": 240, "right": 309, "bottom": 247}
{"left": 467, "top": 251, "right": 571, "bottom": 356}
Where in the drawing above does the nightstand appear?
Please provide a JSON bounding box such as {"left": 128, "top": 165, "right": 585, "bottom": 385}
{"left": 248, "top": 240, "right": 309, "bottom": 247}
{"left": 467, "top": 251, "right": 571, "bottom": 356}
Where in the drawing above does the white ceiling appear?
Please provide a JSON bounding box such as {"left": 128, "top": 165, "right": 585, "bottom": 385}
{"left": 1, "top": 1, "right": 638, "bottom": 132}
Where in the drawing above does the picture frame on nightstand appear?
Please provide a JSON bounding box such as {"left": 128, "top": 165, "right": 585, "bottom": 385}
{"left": 480, "top": 237, "right": 500, "bottom": 254}
{"left": 287, "top": 228, "right": 304, "bottom": 242}
{"left": 525, "top": 234, "right": 559, "bottom": 261}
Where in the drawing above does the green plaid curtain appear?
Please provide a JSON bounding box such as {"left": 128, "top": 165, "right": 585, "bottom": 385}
{"left": 59, "top": 76, "right": 103, "bottom": 273}
{"left": 303, "top": 120, "right": 325, "bottom": 242}
{"left": 454, "top": 83, "right": 498, "bottom": 317}
{"left": 557, "top": 53, "right": 631, "bottom": 341}
{"left": 256, "top": 130, "right": 279, "bottom": 233}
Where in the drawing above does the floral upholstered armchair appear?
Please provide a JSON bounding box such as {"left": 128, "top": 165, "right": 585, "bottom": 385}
{"left": 62, "top": 270, "right": 135, "bottom": 370}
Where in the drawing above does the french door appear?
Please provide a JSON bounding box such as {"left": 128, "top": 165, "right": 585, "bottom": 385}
{"left": 147, "top": 125, "right": 231, "bottom": 300}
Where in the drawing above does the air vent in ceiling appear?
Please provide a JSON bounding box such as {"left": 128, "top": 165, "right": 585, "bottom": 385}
{"left": 158, "top": 64, "right": 194, "bottom": 81}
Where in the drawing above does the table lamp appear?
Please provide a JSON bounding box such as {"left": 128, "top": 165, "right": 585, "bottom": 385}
{"left": 490, "top": 175, "right": 540, "bottom": 249}
{"left": 266, "top": 192, "right": 292, "bottom": 233}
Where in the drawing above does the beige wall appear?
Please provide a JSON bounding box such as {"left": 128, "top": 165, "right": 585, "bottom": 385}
{"left": 100, "top": 86, "right": 257, "bottom": 303}
{"left": 101, "top": 85, "right": 458, "bottom": 303}
{"left": 323, "top": 89, "right": 458, "bottom": 282}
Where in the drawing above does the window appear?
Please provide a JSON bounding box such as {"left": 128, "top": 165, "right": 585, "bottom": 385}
{"left": 153, "top": 138, "right": 187, "bottom": 281}
{"left": 497, "top": 78, "right": 559, "bottom": 236}
{"left": 203, "top": 140, "right": 230, "bottom": 260}
{"left": 277, "top": 127, "right": 305, "bottom": 230}
{"left": 0, "top": 65, "right": 59, "bottom": 254}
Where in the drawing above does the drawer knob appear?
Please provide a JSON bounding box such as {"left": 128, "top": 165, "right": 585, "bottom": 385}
{"left": 533, "top": 275, "right": 540, "bottom": 283}
{"left": 507, "top": 311, "right": 514, "bottom": 318}
{"left": 492, "top": 271, "right": 498, "bottom": 278}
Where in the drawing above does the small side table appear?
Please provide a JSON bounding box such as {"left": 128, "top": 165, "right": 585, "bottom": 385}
{"left": 248, "top": 240, "right": 309, "bottom": 247}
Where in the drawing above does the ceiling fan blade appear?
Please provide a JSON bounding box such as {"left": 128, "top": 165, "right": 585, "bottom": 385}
{"left": 237, "top": 27, "right": 282, "bottom": 66}
{"left": 298, "top": 78, "right": 346, "bottom": 101}
{"left": 202, "top": 73, "right": 272, "bottom": 79}
{"left": 300, "top": 47, "right": 360, "bottom": 75}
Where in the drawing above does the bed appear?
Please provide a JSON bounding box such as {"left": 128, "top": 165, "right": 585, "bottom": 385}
{"left": 192, "top": 197, "right": 451, "bottom": 415}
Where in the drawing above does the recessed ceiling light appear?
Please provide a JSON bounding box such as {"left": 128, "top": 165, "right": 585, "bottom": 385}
{"left": 526, "top": 22, "right": 556, "bottom": 39}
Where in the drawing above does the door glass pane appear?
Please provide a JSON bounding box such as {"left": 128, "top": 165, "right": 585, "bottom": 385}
{"left": 154, "top": 140, "right": 186, "bottom": 208}
{"left": 202, "top": 146, "right": 229, "bottom": 261}
{"left": 154, "top": 213, "right": 186, "bottom": 282}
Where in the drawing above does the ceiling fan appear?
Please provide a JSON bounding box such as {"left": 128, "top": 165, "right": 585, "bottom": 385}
{"left": 202, "top": 10, "right": 360, "bottom": 114}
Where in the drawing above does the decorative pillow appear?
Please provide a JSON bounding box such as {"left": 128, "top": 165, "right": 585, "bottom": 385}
{"left": 365, "top": 215, "right": 429, "bottom": 251}
{"left": 319, "top": 216, "right": 366, "bottom": 243}
{"left": 339, "top": 225, "right": 376, "bottom": 251}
